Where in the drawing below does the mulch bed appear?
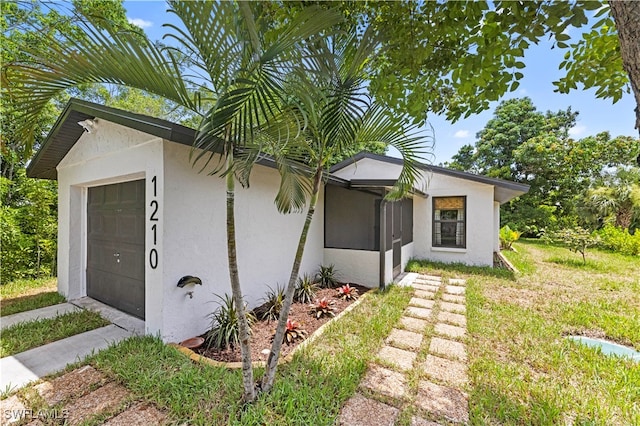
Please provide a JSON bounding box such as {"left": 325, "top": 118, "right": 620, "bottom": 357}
{"left": 195, "top": 284, "right": 368, "bottom": 363}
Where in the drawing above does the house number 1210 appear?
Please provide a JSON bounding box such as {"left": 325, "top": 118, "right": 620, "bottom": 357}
{"left": 149, "top": 176, "right": 159, "bottom": 269}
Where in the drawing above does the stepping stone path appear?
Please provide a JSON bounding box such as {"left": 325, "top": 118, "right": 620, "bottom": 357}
{"left": 1, "top": 366, "right": 167, "bottom": 425}
{"left": 339, "top": 274, "right": 470, "bottom": 425}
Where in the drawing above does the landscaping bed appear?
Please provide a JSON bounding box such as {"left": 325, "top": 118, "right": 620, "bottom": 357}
{"left": 194, "top": 284, "right": 368, "bottom": 363}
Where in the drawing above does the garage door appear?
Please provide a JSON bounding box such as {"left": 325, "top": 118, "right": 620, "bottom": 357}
{"left": 87, "top": 180, "right": 145, "bottom": 319}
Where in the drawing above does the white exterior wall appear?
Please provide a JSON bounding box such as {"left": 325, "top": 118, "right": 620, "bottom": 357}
{"left": 413, "top": 172, "right": 495, "bottom": 266}
{"left": 323, "top": 248, "right": 379, "bottom": 288}
{"left": 161, "top": 142, "right": 324, "bottom": 342}
{"left": 56, "top": 119, "right": 165, "bottom": 336}
{"left": 401, "top": 242, "right": 414, "bottom": 275}
{"left": 493, "top": 201, "right": 501, "bottom": 252}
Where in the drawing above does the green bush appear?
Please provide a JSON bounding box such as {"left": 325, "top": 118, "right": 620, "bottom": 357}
{"left": 594, "top": 226, "right": 640, "bottom": 256}
{"left": 499, "top": 225, "right": 522, "bottom": 250}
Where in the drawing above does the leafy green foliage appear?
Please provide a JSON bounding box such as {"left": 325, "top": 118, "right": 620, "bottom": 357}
{"left": 310, "top": 298, "right": 336, "bottom": 319}
{"left": 594, "top": 225, "right": 640, "bottom": 256}
{"left": 316, "top": 265, "right": 339, "bottom": 289}
{"left": 294, "top": 274, "right": 318, "bottom": 304}
{"left": 543, "top": 227, "right": 600, "bottom": 264}
{"left": 279, "top": 318, "right": 307, "bottom": 345}
{"left": 499, "top": 225, "right": 522, "bottom": 251}
{"left": 336, "top": 284, "right": 359, "bottom": 301}
{"left": 206, "top": 294, "right": 256, "bottom": 350}
{"left": 255, "top": 285, "right": 286, "bottom": 321}
{"left": 583, "top": 167, "right": 640, "bottom": 230}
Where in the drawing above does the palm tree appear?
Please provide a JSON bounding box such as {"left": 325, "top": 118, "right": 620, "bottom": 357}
{"left": 586, "top": 167, "right": 640, "bottom": 229}
{"left": 259, "top": 28, "right": 431, "bottom": 392}
{"left": 4, "top": 0, "right": 341, "bottom": 402}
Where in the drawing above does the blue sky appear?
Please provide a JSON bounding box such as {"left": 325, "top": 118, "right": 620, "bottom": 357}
{"left": 123, "top": 1, "right": 638, "bottom": 164}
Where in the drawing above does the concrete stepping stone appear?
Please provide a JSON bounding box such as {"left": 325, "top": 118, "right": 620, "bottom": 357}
{"left": 418, "top": 275, "right": 441, "bottom": 281}
{"left": 0, "top": 395, "right": 27, "bottom": 424}
{"left": 429, "top": 337, "right": 467, "bottom": 362}
{"left": 414, "top": 290, "right": 436, "bottom": 300}
{"left": 421, "top": 355, "right": 468, "bottom": 387}
{"left": 411, "top": 416, "right": 442, "bottom": 426}
{"left": 444, "top": 285, "right": 465, "bottom": 295}
{"left": 386, "top": 328, "right": 423, "bottom": 351}
{"left": 35, "top": 365, "right": 106, "bottom": 406}
{"left": 64, "top": 382, "right": 130, "bottom": 426}
{"left": 448, "top": 278, "right": 466, "bottom": 286}
{"left": 440, "top": 302, "right": 466, "bottom": 314}
{"left": 399, "top": 317, "right": 428, "bottom": 333}
{"left": 360, "top": 365, "right": 408, "bottom": 400}
{"left": 406, "top": 306, "right": 432, "bottom": 320}
{"left": 437, "top": 311, "right": 466, "bottom": 327}
{"left": 338, "top": 393, "right": 400, "bottom": 426}
{"left": 441, "top": 293, "right": 465, "bottom": 304}
{"left": 410, "top": 298, "right": 435, "bottom": 309}
{"left": 103, "top": 403, "right": 167, "bottom": 426}
{"left": 413, "top": 284, "right": 439, "bottom": 292}
{"left": 434, "top": 323, "right": 466, "bottom": 339}
{"left": 415, "top": 381, "right": 469, "bottom": 424}
{"left": 377, "top": 346, "right": 417, "bottom": 371}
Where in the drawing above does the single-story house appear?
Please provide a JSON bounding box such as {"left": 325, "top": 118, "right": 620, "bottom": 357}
{"left": 27, "top": 99, "right": 529, "bottom": 342}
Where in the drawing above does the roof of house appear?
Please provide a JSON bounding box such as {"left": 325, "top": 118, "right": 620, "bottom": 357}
{"left": 331, "top": 151, "right": 530, "bottom": 203}
{"left": 27, "top": 99, "right": 529, "bottom": 202}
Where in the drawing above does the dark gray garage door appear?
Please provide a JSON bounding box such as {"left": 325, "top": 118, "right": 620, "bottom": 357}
{"left": 87, "top": 180, "right": 145, "bottom": 319}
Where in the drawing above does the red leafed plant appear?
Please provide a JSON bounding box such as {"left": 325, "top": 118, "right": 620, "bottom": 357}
{"left": 336, "top": 284, "right": 359, "bottom": 301}
{"left": 310, "top": 297, "right": 336, "bottom": 319}
{"left": 280, "top": 318, "right": 307, "bottom": 345}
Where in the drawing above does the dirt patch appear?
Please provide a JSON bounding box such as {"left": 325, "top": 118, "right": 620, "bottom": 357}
{"left": 196, "top": 285, "right": 367, "bottom": 363}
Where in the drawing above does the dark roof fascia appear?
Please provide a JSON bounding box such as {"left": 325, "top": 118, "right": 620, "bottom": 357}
{"left": 27, "top": 98, "right": 199, "bottom": 179}
{"left": 349, "top": 179, "right": 428, "bottom": 198}
{"left": 331, "top": 151, "right": 530, "bottom": 193}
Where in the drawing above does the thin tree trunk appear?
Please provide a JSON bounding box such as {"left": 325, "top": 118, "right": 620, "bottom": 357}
{"left": 261, "top": 169, "right": 323, "bottom": 393}
{"left": 610, "top": 0, "right": 640, "bottom": 134}
{"left": 225, "top": 151, "right": 256, "bottom": 403}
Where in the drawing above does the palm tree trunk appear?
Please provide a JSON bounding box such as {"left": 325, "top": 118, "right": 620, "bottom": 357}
{"left": 261, "top": 169, "right": 323, "bottom": 393}
{"left": 225, "top": 151, "right": 256, "bottom": 403}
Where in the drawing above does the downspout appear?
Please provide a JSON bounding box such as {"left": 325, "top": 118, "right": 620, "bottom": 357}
{"left": 379, "top": 189, "right": 387, "bottom": 290}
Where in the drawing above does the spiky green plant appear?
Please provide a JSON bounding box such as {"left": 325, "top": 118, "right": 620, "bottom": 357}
{"left": 316, "top": 264, "right": 339, "bottom": 289}
{"left": 206, "top": 294, "right": 256, "bottom": 350}
{"left": 294, "top": 274, "right": 318, "bottom": 304}
{"left": 255, "top": 285, "right": 286, "bottom": 321}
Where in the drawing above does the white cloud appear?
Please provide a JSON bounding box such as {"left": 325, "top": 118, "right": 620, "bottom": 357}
{"left": 454, "top": 130, "right": 470, "bottom": 138}
{"left": 518, "top": 88, "right": 528, "bottom": 96}
{"left": 569, "top": 124, "right": 587, "bottom": 137}
{"left": 128, "top": 17, "right": 153, "bottom": 29}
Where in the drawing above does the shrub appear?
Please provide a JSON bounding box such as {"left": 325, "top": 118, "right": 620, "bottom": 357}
{"left": 294, "top": 274, "right": 318, "bottom": 304}
{"left": 254, "top": 284, "right": 286, "bottom": 321}
{"left": 336, "top": 284, "right": 359, "bottom": 301}
{"left": 594, "top": 225, "right": 640, "bottom": 256}
{"left": 499, "top": 225, "right": 522, "bottom": 250}
{"left": 206, "top": 294, "right": 256, "bottom": 350}
{"left": 310, "top": 298, "right": 336, "bottom": 319}
{"left": 543, "top": 227, "right": 600, "bottom": 264}
{"left": 317, "top": 264, "right": 339, "bottom": 288}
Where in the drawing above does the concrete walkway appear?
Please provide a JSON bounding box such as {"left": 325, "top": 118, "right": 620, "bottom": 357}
{"left": 1, "top": 303, "right": 80, "bottom": 330}
{"left": 338, "top": 274, "right": 470, "bottom": 425}
{"left": 0, "top": 298, "right": 143, "bottom": 393}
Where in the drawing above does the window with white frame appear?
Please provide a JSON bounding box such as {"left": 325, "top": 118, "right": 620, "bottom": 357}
{"left": 432, "top": 196, "right": 466, "bottom": 248}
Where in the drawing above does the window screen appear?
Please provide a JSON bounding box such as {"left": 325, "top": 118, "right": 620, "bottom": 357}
{"left": 433, "top": 196, "right": 466, "bottom": 248}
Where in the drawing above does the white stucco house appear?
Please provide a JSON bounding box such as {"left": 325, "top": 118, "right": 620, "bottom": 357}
{"left": 27, "top": 99, "right": 528, "bottom": 342}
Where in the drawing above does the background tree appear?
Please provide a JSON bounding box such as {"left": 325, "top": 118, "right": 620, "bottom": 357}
{"left": 584, "top": 166, "right": 640, "bottom": 230}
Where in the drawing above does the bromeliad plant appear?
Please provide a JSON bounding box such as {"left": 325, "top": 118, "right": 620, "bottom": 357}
{"left": 279, "top": 318, "right": 307, "bottom": 345}
{"left": 310, "top": 297, "right": 336, "bottom": 319}
{"left": 294, "top": 274, "right": 318, "bottom": 304}
{"left": 336, "top": 284, "right": 359, "bottom": 301}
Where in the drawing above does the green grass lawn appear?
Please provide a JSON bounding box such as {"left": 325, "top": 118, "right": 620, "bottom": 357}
{"left": 472, "top": 240, "right": 638, "bottom": 425}
{"left": 1, "top": 309, "right": 110, "bottom": 357}
{"left": 1, "top": 277, "right": 65, "bottom": 316}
